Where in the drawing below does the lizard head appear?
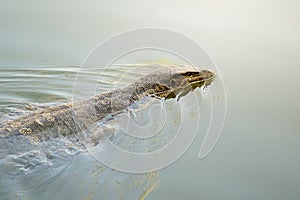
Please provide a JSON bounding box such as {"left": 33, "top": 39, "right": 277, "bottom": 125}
{"left": 171, "top": 69, "right": 215, "bottom": 89}
{"left": 133, "top": 65, "right": 215, "bottom": 100}
{"left": 161, "top": 66, "right": 215, "bottom": 99}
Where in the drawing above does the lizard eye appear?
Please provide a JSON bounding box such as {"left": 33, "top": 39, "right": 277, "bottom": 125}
{"left": 181, "top": 71, "right": 200, "bottom": 76}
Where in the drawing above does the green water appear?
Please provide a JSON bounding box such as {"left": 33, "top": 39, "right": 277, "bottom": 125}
{"left": 1, "top": 0, "right": 299, "bottom": 199}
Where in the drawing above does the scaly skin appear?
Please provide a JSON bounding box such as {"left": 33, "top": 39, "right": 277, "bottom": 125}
{"left": 0, "top": 65, "right": 215, "bottom": 141}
